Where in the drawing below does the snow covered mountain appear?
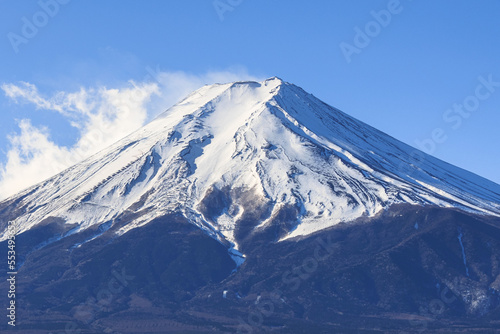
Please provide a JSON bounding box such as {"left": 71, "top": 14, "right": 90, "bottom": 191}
{"left": 2, "top": 77, "right": 500, "bottom": 333}
{"left": 1, "top": 77, "right": 500, "bottom": 254}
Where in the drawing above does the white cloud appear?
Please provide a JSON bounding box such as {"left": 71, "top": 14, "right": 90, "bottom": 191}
{"left": 2, "top": 82, "right": 63, "bottom": 112}
{"left": 0, "top": 69, "right": 263, "bottom": 200}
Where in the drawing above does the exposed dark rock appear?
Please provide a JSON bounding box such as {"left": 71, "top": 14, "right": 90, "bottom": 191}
{"left": 1, "top": 205, "right": 499, "bottom": 333}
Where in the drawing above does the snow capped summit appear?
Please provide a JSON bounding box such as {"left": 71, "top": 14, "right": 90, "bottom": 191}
{"left": 2, "top": 77, "right": 500, "bottom": 254}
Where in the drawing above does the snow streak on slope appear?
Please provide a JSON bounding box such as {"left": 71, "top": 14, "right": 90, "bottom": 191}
{"left": 1, "top": 78, "right": 500, "bottom": 255}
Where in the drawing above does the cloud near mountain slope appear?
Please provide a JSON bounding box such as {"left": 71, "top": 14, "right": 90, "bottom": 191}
{"left": 0, "top": 69, "right": 262, "bottom": 200}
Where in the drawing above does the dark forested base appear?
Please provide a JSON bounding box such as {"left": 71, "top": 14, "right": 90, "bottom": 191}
{"left": 1, "top": 204, "right": 500, "bottom": 333}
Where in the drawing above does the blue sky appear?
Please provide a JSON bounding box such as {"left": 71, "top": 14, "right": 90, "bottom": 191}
{"left": 0, "top": 0, "right": 499, "bottom": 198}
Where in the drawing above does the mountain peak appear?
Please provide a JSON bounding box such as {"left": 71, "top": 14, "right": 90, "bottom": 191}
{"left": 1, "top": 79, "right": 500, "bottom": 251}
{"left": 264, "top": 75, "right": 285, "bottom": 83}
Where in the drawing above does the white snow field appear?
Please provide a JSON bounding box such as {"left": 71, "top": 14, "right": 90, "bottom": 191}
{"left": 2, "top": 78, "right": 499, "bottom": 256}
